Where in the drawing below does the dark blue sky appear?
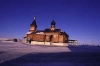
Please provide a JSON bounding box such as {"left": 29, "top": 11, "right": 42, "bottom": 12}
{"left": 0, "top": 0, "right": 100, "bottom": 44}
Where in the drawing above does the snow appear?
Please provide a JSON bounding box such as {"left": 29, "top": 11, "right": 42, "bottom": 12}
{"left": 26, "top": 32, "right": 32, "bottom": 34}
{"left": 0, "top": 42, "right": 100, "bottom": 66}
{"left": 0, "top": 38, "right": 9, "bottom": 40}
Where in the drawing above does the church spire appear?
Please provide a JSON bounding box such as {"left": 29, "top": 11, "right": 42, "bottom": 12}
{"left": 29, "top": 16, "right": 37, "bottom": 32}
{"left": 30, "top": 16, "right": 37, "bottom": 27}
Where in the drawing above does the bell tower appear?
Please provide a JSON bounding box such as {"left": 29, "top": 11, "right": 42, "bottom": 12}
{"left": 29, "top": 16, "right": 37, "bottom": 32}
{"left": 51, "top": 20, "right": 56, "bottom": 30}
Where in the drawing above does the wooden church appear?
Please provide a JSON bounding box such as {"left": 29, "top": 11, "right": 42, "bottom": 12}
{"left": 24, "top": 16, "right": 69, "bottom": 43}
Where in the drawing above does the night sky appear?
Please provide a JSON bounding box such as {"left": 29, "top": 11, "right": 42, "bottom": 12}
{"left": 0, "top": 0, "right": 100, "bottom": 44}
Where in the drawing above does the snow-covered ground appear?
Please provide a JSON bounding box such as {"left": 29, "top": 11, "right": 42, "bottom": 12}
{"left": 0, "top": 42, "right": 100, "bottom": 66}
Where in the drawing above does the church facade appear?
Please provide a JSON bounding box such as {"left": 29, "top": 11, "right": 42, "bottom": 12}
{"left": 24, "top": 16, "right": 69, "bottom": 43}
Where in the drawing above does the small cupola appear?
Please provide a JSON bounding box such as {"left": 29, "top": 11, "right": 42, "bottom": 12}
{"left": 51, "top": 20, "right": 56, "bottom": 30}
{"left": 51, "top": 20, "right": 56, "bottom": 25}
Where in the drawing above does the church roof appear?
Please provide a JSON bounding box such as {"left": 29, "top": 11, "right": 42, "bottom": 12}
{"left": 34, "top": 30, "right": 44, "bottom": 34}
{"left": 44, "top": 28, "right": 61, "bottom": 32}
{"left": 30, "top": 20, "right": 37, "bottom": 27}
{"left": 60, "top": 31, "right": 69, "bottom": 37}
{"left": 30, "top": 16, "right": 37, "bottom": 27}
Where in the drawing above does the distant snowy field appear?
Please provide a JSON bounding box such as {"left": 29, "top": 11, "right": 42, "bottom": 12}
{"left": 0, "top": 42, "right": 100, "bottom": 66}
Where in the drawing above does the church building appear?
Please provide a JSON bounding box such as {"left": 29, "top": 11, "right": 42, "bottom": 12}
{"left": 24, "top": 16, "right": 69, "bottom": 43}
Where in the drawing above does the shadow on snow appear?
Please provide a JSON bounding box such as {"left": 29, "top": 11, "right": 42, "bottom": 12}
{"left": 0, "top": 45, "right": 100, "bottom": 66}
